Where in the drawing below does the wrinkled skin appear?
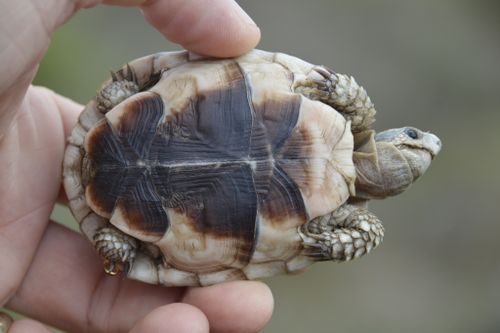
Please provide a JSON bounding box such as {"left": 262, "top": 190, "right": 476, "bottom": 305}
{"left": 352, "top": 127, "right": 442, "bottom": 200}
{"left": 0, "top": 1, "right": 275, "bottom": 332}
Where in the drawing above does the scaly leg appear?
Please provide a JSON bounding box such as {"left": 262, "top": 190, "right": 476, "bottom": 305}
{"left": 295, "top": 66, "right": 376, "bottom": 132}
{"left": 94, "top": 227, "right": 138, "bottom": 275}
{"left": 96, "top": 64, "right": 139, "bottom": 113}
{"left": 300, "top": 203, "right": 384, "bottom": 261}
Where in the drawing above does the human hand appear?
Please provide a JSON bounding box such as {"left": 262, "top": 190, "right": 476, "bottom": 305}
{"left": 0, "top": 1, "right": 272, "bottom": 332}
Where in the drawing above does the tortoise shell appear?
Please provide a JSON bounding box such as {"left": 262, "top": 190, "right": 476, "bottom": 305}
{"left": 64, "top": 50, "right": 356, "bottom": 286}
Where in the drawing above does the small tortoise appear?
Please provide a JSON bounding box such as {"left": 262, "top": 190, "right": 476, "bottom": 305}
{"left": 63, "top": 50, "right": 441, "bottom": 286}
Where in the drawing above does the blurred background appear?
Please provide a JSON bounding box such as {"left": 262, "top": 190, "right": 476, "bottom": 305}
{"left": 14, "top": 0, "right": 500, "bottom": 332}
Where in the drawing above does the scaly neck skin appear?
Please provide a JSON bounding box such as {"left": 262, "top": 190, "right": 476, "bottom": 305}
{"left": 352, "top": 127, "right": 441, "bottom": 200}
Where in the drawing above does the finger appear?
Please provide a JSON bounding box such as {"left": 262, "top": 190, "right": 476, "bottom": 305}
{"left": 32, "top": 86, "right": 82, "bottom": 204}
{"left": 44, "top": 86, "right": 83, "bottom": 204}
{"left": 8, "top": 222, "right": 274, "bottom": 333}
{"left": 1, "top": 0, "right": 260, "bottom": 138}
{"left": 129, "top": 303, "right": 209, "bottom": 333}
{"left": 57, "top": 184, "right": 69, "bottom": 204}
{"left": 0, "top": 86, "right": 81, "bottom": 221}
{"left": 0, "top": 70, "right": 37, "bottom": 141}
{"left": 47, "top": 87, "right": 83, "bottom": 139}
{"left": 0, "top": 312, "right": 13, "bottom": 332}
{"left": 139, "top": 0, "right": 260, "bottom": 57}
{"left": 7, "top": 222, "right": 185, "bottom": 333}
{"left": 8, "top": 318, "right": 52, "bottom": 333}
{"left": 0, "top": 86, "right": 75, "bottom": 303}
{"left": 0, "top": 0, "right": 77, "bottom": 138}
{"left": 183, "top": 281, "right": 274, "bottom": 333}
{"left": 102, "top": 0, "right": 261, "bottom": 57}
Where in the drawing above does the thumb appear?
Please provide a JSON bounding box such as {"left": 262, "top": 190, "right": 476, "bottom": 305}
{"left": 128, "top": 304, "right": 209, "bottom": 333}
{"left": 104, "top": 0, "right": 261, "bottom": 57}
{"left": 0, "top": 0, "right": 260, "bottom": 139}
{"left": 0, "top": 0, "right": 78, "bottom": 139}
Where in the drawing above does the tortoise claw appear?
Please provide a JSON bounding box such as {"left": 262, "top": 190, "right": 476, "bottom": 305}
{"left": 302, "top": 244, "right": 330, "bottom": 261}
{"left": 313, "top": 66, "right": 336, "bottom": 80}
{"left": 103, "top": 259, "right": 120, "bottom": 276}
{"left": 309, "top": 79, "right": 332, "bottom": 92}
{"left": 109, "top": 64, "right": 137, "bottom": 85}
{"left": 94, "top": 227, "right": 137, "bottom": 277}
{"left": 110, "top": 70, "right": 119, "bottom": 82}
{"left": 103, "top": 258, "right": 131, "bottom": 276}
{"left": 296, "top": 65, "right": 377, "bottom": 132}
{"left": 126, "top": 63, "right": 138, "bottom": 84}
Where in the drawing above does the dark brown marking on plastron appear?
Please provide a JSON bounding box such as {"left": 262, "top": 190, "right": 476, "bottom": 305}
{"left": 86, "top": 93, "right": 169, "bottom": 235}
{"left": 259, "top": 164, "right": 307, "bottom": 225}
{"left": 114, "top": 170, "right": 169, "bottom": 236}
{"left": 276, "top": 124, "right": 315, "bottom": 191}
{"left": 278, "top": 124, "right": 314, "bottom": 160}
{"left": 250, "top": 92, "right": 308, "bottom": 225}
{"left": 112, "top": 92, "right": 164, "bottom": 159}
{"left": 151, "top": 154, "right": 258, "bottom": 264}
{"left": 161, "top": 191, "right": 200, "bottom": 215}
{"left": 151, "top": 62, "right": 253, "bottom": 162}
{"left": 242, "top": 67, "right": 274, "bottom": 199}
{"left": 86, "top": 119, "right": 126, "bottom": 166}
{"left": 252, "top": 94, "right": 301, "bottom": 153}
{"left": 148, "top": 61, "right": 258, "bottom": 265}
{"left": 85, "top": 119, "right": 127, "bottom": 216}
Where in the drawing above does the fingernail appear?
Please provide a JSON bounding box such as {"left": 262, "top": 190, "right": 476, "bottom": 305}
{"left": 0, "top": 312, "right": 13, "bottom": 333}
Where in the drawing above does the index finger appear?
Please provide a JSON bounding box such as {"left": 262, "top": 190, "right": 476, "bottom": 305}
{"left": 105, "top": 0, "right": 261, "bottom": 57}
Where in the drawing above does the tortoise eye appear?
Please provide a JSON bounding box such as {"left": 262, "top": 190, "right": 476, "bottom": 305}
{"left": 405, "top": 128, "right": 419, "bottom": 139}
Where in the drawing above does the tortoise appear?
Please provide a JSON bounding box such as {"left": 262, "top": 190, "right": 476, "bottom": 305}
{"left": 63, "top": 49, "right": 441, "bottom": 286}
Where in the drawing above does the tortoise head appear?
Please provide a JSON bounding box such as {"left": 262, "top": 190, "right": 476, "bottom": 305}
{"left": 353, "top": 127, "right": 441, "bottom": 200}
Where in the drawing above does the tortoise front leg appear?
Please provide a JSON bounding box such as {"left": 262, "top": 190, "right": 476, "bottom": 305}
{"left": 294, "top": 66, "right": 376, "bottom": 132}
{"left": 300, "top": 203, "right": 384, "bottom": 261}
{"left": 96, "top": 64, "right": 140, "bottom": 113}
{"left": 93, "top": 227, "right": 138, "bottom": 275}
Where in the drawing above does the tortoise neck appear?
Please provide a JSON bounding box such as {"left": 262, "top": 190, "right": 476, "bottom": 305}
{"left": 352, "top": 130, "right": 414, "bottom": 200}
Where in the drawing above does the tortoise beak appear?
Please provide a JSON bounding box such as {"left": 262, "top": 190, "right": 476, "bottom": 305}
{"left": 423, "top": 132, "right": 442, "bottom": 158}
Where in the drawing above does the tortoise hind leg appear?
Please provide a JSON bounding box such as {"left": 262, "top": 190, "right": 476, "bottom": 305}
{"left": 94, "top": 227, "right": 138, "bottom": 275}
{"left": 294, "top": 66, "right": 376, "bottom": 132}
{"left": 300, "top": 203, "right": 384, "bottom": 261}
